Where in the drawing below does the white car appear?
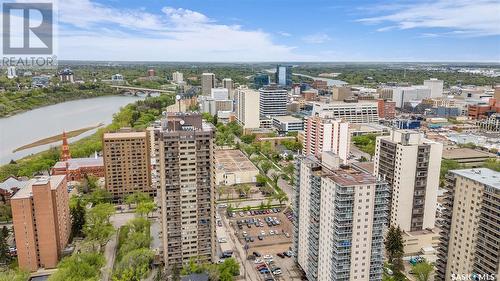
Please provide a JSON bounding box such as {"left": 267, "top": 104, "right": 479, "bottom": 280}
{"left": 269, "top": 230, "right": 275, "bottom": 235}
{"left": 217, "top": 259, "right": 225, "bottom": 264}
{"left": 273, "top": 269, "right": 282, "bottom": 275}
{"left": 242, "top": 231, "right": 248, "bottom": 237}
{"left": 260, "top": 230, "right": 266, "bottom": 236}
{"left": 254, "top": 258, "right": 263, "bottom": 264}
{"left": 263, "top": 255, "right": 273, "bottom": 260}
{"left": 218, "top": 238, "right": 227, "bottom": 243}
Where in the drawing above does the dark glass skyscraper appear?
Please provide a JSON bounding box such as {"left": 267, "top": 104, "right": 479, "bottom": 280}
{"left": 253, "top": 73, "right": 270, "bottom": 89}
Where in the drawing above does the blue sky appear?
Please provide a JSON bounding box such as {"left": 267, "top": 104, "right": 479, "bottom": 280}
{"left": 51, "top": 0, "right": 500, "bottom": 61}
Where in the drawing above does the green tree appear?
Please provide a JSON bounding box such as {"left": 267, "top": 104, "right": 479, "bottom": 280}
{"left": 48, "top": 252, "right": 105, "bottom": 281}
{"left": 83, "top": 203, "right": 115, "bottom": 250}
{"left": 240, "top": 134, "right": 256, "bottom": 144}
{"left": 483, "top": 159, "right": 500, "bottom": 172}
{"left": 440, "top": 160, "right": 462, "bottom": 187}
{"left": 0, "top": 268, "right": 30, "bottom": 281}
{"left": 274, "top": 191, "right": 289, "bottom": 205}
{"left": 125, "top": 192, "right": 150, "bottom": 207}
{"left": 256, "top": 174, "right": 267, "bottom": 187}
{"left": 412, "top": 260, "right": 434, "bottom": 281}
{"left": 0, "top": 226, "right": 11, "bottom": 264}
{"left": 85, "top": 188, "right": 112, "bottom": 205}
{"left": 385, "top": 226, "right": 404, "bottom": 271}
{"left": 136, "top": 201, "right": 155, "bottom": 217}
{"left": 270, "top": 173, "right": 280, "bottom": 187}
{"left": 219, "top": 258, "right": 240, "bottom": 277}
{"left": 113, "top": 248, "right": 154, "bottom": 281}
{"left": 70, "top": 197, "right": 86, "bottom": 238}
{"left": 260, "top": 161, "right": 272, "bottom": 175}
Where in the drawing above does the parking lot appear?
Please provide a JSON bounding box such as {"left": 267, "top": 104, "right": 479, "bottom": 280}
{"left": 226, "top": 208, "right": 303, "bottom": 280}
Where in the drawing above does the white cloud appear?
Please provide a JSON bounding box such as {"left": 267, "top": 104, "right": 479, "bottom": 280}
{"left": 358, "top": 0, "right": 500, "bottom": 37}
{"left": 278, "top": 31, "right": 291, "bottom": 37}
{"left": 301, "top": 33, "right": 332, "bottom": 44}
{"left": 53, "top": 0, "right": 313, "bottom": 61}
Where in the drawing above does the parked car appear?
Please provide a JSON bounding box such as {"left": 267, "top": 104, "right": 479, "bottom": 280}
{"left": 253, "top": 251, "right": 262, "bottom": 257}
{"left": 254, "top": 259, "right": 263, "bottom": 264}
{"left": 273, "top": 269, "right": 282, "bottom": 275}
{"left": 258, "top": 235, "right": 264, "bottom": 240}
{"left": 277, "top": 253, "right": 285, "bottom": 258}
{"left": 263, "top": 255, "right": 273, "bottom": 260}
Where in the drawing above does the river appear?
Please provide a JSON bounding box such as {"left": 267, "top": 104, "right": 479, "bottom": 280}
{"left": 292, "top": 73, "right": 348, "bottom": 86}
{"left": 0, "top": 95, "right": 143, "bottom": 164}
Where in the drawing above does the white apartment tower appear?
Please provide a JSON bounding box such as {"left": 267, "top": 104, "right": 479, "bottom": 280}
{"left": 311, "top": 101, "right": 379, "bottom": 124}
{"left": 235, "top": 88, "right": 260, "bottom": 129}
{"left": 424, "top": 78, "right": 444, "bottom": 98}
{"left": 201, "top": 73, "right": 215, "bottom": 96}
{"left": 172, "top": 71, "right": 184, "bottom": 83}
{"left": 303, "top": 116, "right": 350, "bottom": 164}
{"left": 374, "top": 129, "right": 442, "bottom": 232}
{"left": 436, "top": 168, "right": 500, "bottom": 281}
{"left": 259, "top": 85, "right": 288, "bottom": 117}
{"left": 294, "top": 152, "right": 389, "bottom": 281}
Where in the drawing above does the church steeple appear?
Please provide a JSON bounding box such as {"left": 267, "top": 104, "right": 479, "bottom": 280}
{"left": 61, "top": 131, "right": 71, "bottom": 161}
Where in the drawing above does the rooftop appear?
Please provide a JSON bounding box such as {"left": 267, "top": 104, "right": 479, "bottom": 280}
{"left": 324, "top": 165, "right": 377, "bottom": 186}
{"left": 450, "top": 168, "right": 500, "bottom": 189}
{"left": 53, "top": 157, "right": 104, "bottom": 170}
{"left": 103, "top": 131, "right": 147, "bottom": 139}
{"left": 11, "top": 175, "right": 66, "bottom": 199}
{"left": 272, "top": 115, "right": 303, "bottom": 123}
{"left": 442, "top": 148, "right": 493, "bottom": 159}
{"left": 0, "top": 176, "right": 27, "bottom": 191}
{"left": 214, "top": 149, "right": 258, "bottom": 174}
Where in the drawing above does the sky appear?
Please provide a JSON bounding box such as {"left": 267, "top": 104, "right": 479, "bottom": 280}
{"left": 13, "top": 0, "right": 500, "bottom": 61}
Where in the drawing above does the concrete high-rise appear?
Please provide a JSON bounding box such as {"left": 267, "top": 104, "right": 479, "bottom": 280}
{"left": 311, "top": 101, "right": 379, "bottom": 124}
{"left": 303, "top": 116, "right": 350, "bottom": 164}
{"left": 201, "top": 73, "right": 216, "bottom": 96}
{"left": 235, "top": 88, "right": 260, "bottom": 129}
{"left": 103, "top": 130, "right": 152, "bottom": 201}
{"left": 436, "top": 168, "right": 499, "bottom": 281}
{"left": 11, "top": 176, "right": 71, "bottom": 271}
{"left": 424, "top": 78, "right": 444, "bottom": 98}
{"left": 294, "top": 152, "right": 389, "bottom": 281}
{"left": 150, "top": 113, "right": 215, "bottom": 270}
{"left": 259, "top": 85, "right": 288, "bottom": 117}
{"left": 275, "top": 64, "right": 292, "bottom": 86}
{"left": 222, "top": 78, "right": 233, "bottom": 99}
{"left": 374, "top": 129, "right": 442, "bottom": 232}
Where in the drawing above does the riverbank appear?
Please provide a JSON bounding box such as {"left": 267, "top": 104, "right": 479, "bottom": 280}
{"left": 0, "top": 94, "right": 175, "bottom": 182}
{"left": 0, "top": 83, "right": 117, "bottom": 118}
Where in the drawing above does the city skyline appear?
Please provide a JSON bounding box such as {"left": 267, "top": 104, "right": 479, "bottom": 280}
{"left": 50, "top": 0, "right": 500, "bottom": 62}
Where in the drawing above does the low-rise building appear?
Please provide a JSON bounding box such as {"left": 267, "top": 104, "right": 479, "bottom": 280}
{"left": 442, "top": 148, "right": 496, "bottom": 167}
{"left": 272, "top": 115, "right": 303, "bottom": 133}
{"left": 214, "top": 150, "right": 259, "bottom": 186}
{"left": 0, "top": 176, "right": 26, "bottom": 203}
{"left": 51, "top": 157, "right": 104, "bottom": 181}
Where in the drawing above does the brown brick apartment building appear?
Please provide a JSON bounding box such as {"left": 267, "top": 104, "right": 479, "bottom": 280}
{"left": 103, "top": 130, "right": 152, "bottom": 202}
{"left": 11, "top": 175, "right": 71, "bottom": 271}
